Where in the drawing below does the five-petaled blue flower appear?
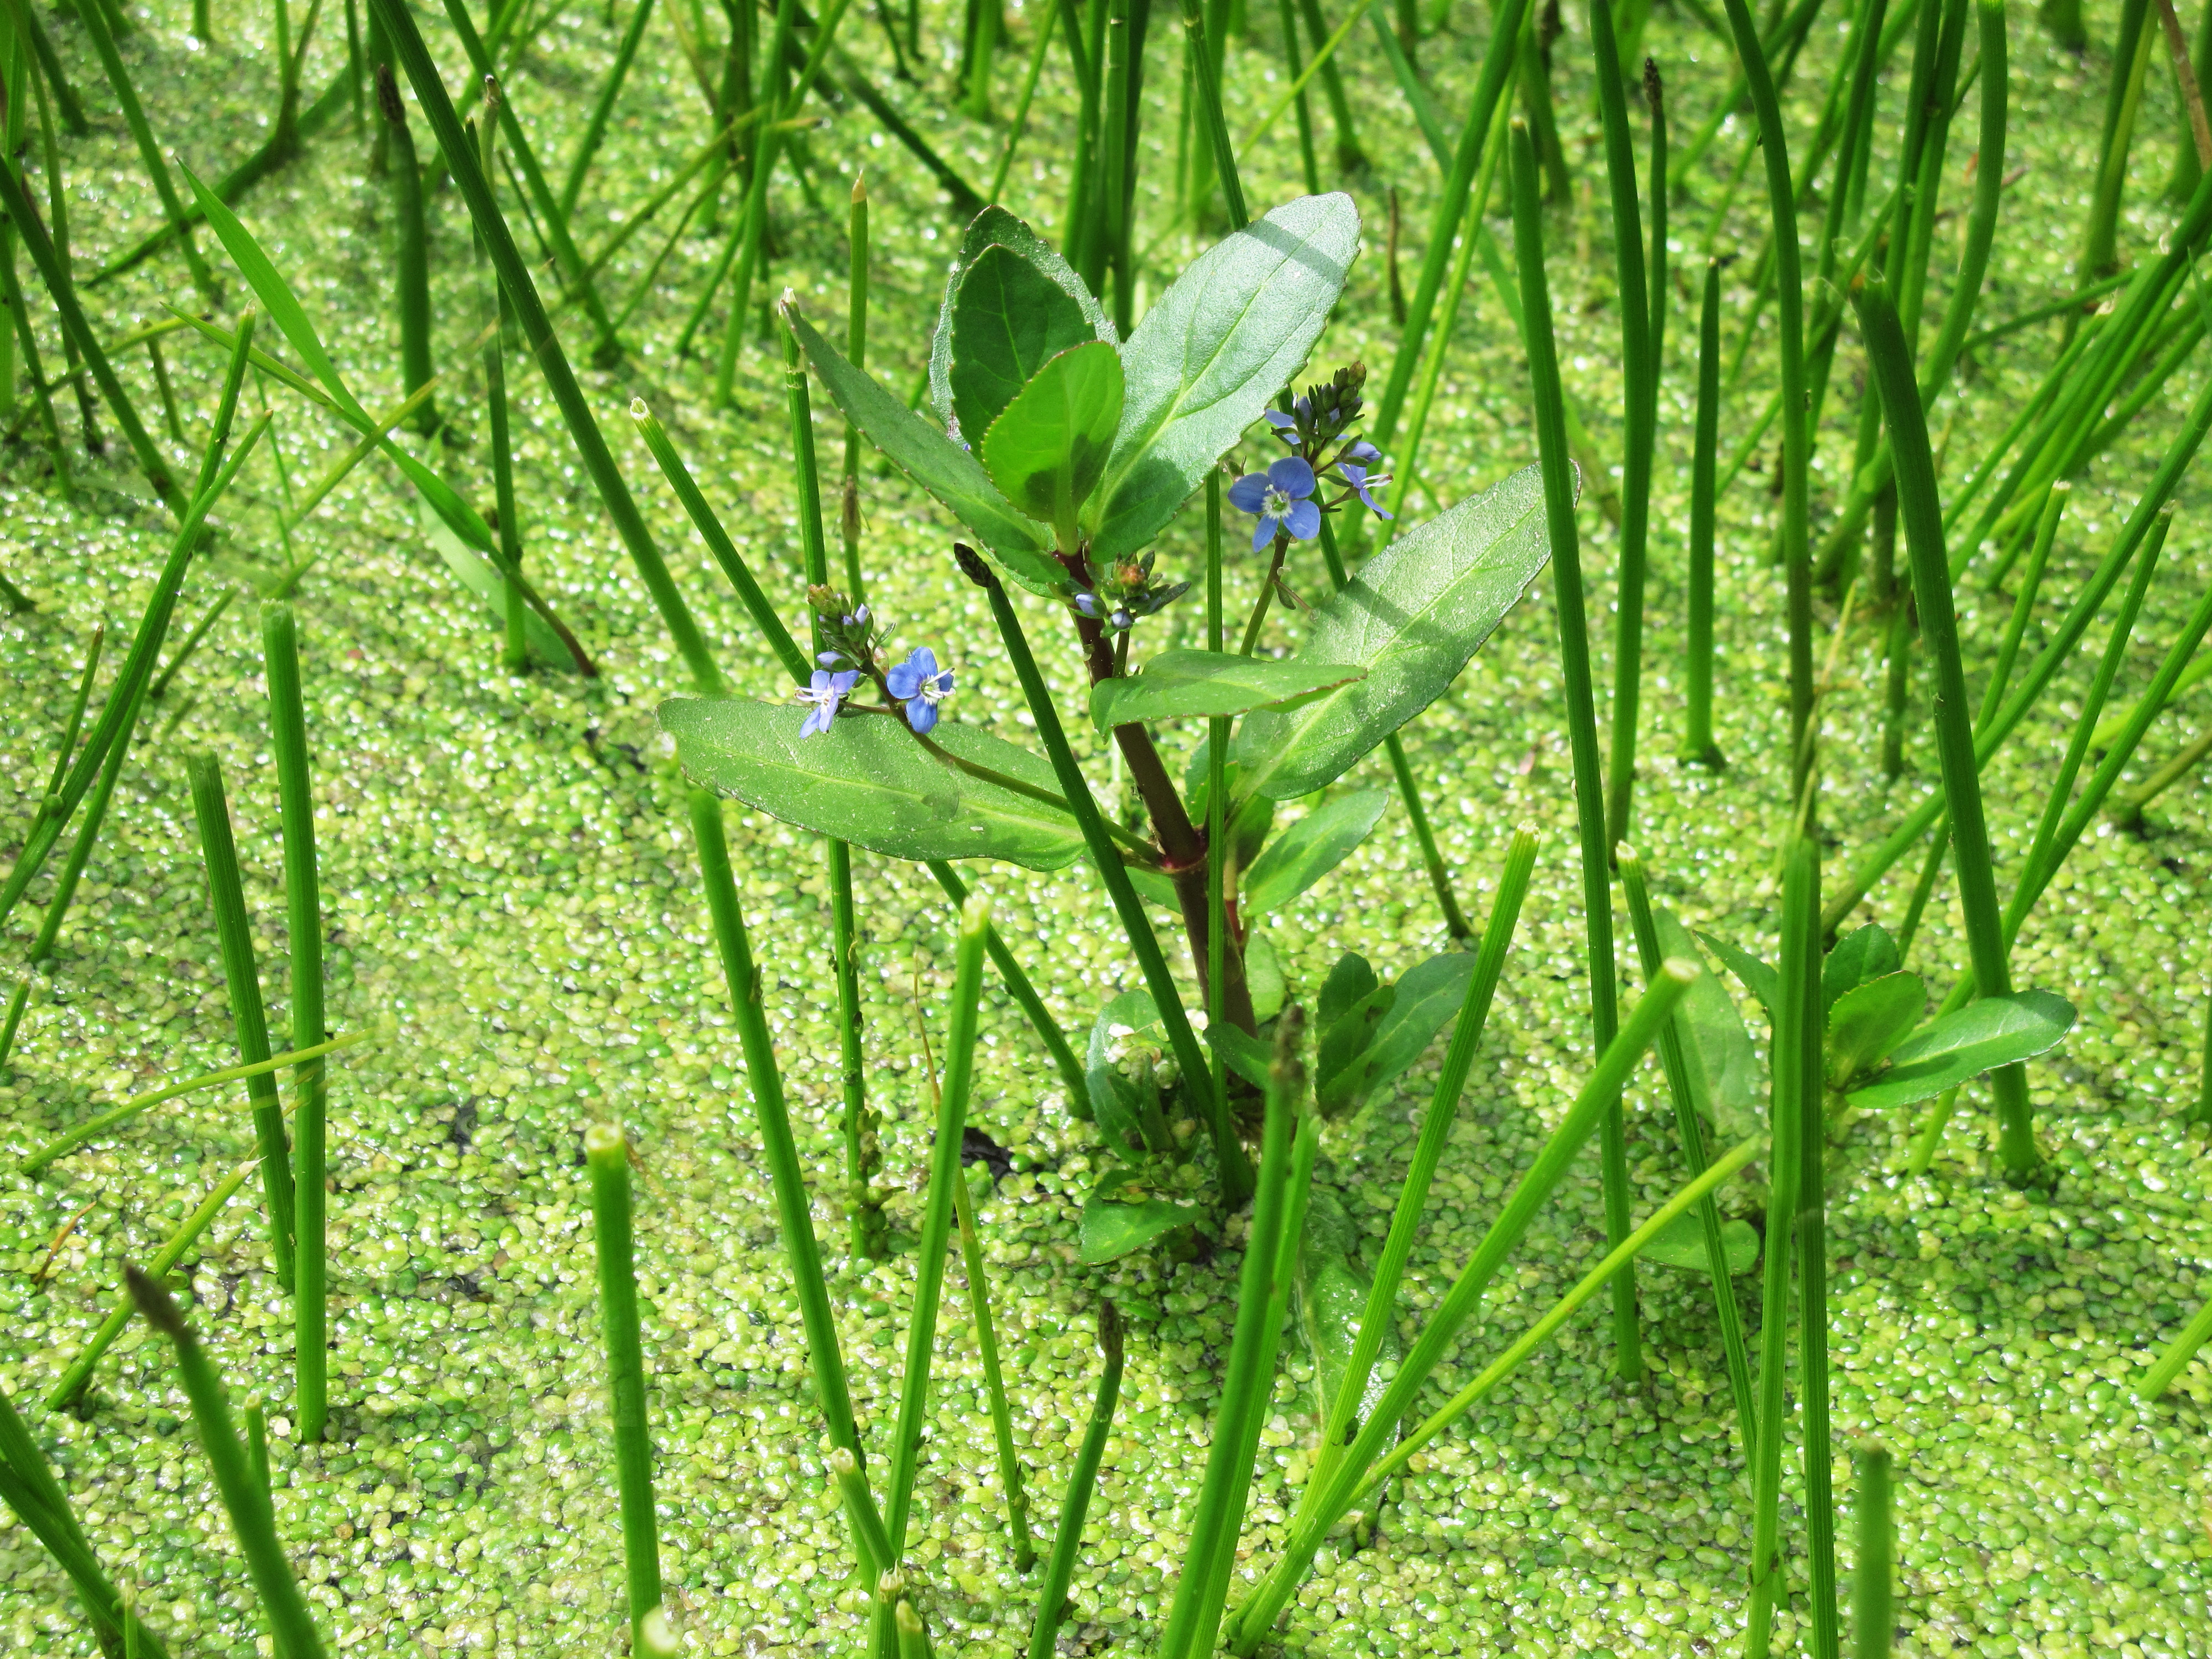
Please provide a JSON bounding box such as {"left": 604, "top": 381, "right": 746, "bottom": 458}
{"left": 886, "top": 646, "right": 956, "bottom": 735}
{"left": 1339, "top": 462, "right": 1394, "bottom": 520}
{"left": 1228, "top": 457, "right": 1321, "bottom": 551}
{"left": 797, "top": 668, "right": 859, "bottom": 737}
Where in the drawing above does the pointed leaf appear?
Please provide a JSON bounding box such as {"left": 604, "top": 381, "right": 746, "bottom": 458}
{"left": 1231, "top": 463, "right": 1551, "bottom": 800}
{"left": 1090, "top": 650, "right": 1367, "bottom": 730}
{"left": 1641, "top": 1211, "right": 1760, "bottom": 1276}
{"left": 658, "top": 698, "right": 1089, "bottom": 870}
{"left": 1359, "top": 950, "right": 1479, "bottom": 1094}
{"left": 950, "top": 246, "right": 1099, "bottom": 443}
{"left": 784, "top": 306, "right": 1065, "bottom": 596}
{"left": 1246, "top": 934, "right": 1287, "bottom": 1024}
{"left": 980, "top": 341, "right": 1124, "bottom": 547}
{"left": 1206, "top": 1021, "right": 1275, "bottom": 1089}
{"left": 1298, "top": 1190, "right": 1399, "bottom": 1440}
{"left": 1656, "top": 911, "right": 1762, "bottom": 1142}
{"left": 1317, "top": 950, "right": 1386, "bottom": 1107}
{"left": 421, "top": 510, "right": 580, "bottom": 671}
{"left": 1242, "top": 788, "right": 1390, "bottom": 916}
{"left": 931, "top": 206, "right": 1115, "bottom": 431}
{"left": 1086, "top": 990, "right": 1162, "bottom": 1148}
{"left": 1825, "top": 971, "right": 1926, "bottom": 1087}
{"left": 1697, "top": 931, "right": 1781, "bottom": 1024}
{"left": 1823, "top": 923, "right": 1900, "bottom": 1011}
{"left": 1846, "top": 989, "right": 2078, "bottom": 1111}
{"left": 1088, "top": 194, "right": 1361, "bottom": 559}
{"left": 1080, "top": 1169, "right": 1199, "bottom": 1264}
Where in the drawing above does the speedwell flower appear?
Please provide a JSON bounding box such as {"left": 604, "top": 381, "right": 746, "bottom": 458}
{"left": 1338, "top": 461, "right": 1394, "bottom": 520}
{"left": 1228, "top": 456, "right": 1321, "bottom": 551}
{"left": 885, "top": 646, "right": 955, "bottom": 734}
{"left": 796, "top": 668, "right": 859, "bottom": 737}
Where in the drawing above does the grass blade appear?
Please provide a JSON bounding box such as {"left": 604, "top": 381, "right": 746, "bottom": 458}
{"left": 1026, "top": 1305, "right": 1122, "bottom": 1656}
{"left": 585, "top": 1123, "right": 663, "bottom": 1646}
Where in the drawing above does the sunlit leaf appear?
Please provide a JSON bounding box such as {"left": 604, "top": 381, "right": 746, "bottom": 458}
{"left": 1641, "top": 1211, "right": 1760, "bottom": 1276}
{"left": 950, "top": 245, "right": 1098, "bottom": 444}
{"left": 1846, "top": 990, "right": 2077, "bottom": 1111}
{"left": 980, "top": 341, "right": 1123, "bottom": 547}
{"left": 1824, "top": 971, "right": 1926, "bottom": 1087}
{"left": 1243, "top": 788, "right": 1390, "bottom": 916}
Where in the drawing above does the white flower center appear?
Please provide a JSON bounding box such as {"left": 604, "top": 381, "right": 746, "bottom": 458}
{"left": 916, "top": 673, "right": 950, "bottom": 705}
{"left": 1261, "top": 484, "right": 1295, "bottom": 517}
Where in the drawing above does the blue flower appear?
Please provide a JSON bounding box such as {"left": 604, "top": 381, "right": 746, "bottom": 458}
{"left": 1340, "top": 439, "right": 1382, "bottom": 466}
{"left": 797, "top": 668, "right": 859, "bottom": 736}
{"left": 1338, "top": 461, "right": 1394, "bottom": 520}
{"left": 1073, "top": 592, "right": 1136, "bottom": 630}
{"left": 886, "top": 646, "right": 955, "bottom": 734}
{"left": 1228, "top": 456, "right": 1321, "bottom": 551}
{"left": 1263, "top": 409, "right": 1301, "bottom": 447}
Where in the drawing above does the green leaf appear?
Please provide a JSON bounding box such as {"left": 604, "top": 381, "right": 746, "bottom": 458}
{"left": 1090, "top": 650, "right": 1367, "bottom": 731}
{"left": 1086, "top": 990, "right": 1162, "bottom": 1150}
{"left": 1697, "top": 930, "right": 1781, "bottom": 1024}
{"left": 1087, "top": 194, "right": 1361, "bottom": 560}
{"left": 1242, "top": 788, "right": 1390, "bottom": 916}
{"left": 1206, "top": 1021, "right": 1274, "bottom": 1089}
{"left": 931, "top": 206, "right": 1114, "bottom": 432}
{"left": 1656, "top": 911, "right": 1762, "bottom": 1143}
{"left": 1316, "top": 950, "right": 1475, "bottom": 1117}
{"left": 950, "top": 246, "right": 1099, "bottom": 445}
{"left": 1079, "top": 1168, "right": 1199, "bottom": 1265}
{"left": 1317, "top": 952, "right": 1389, "bottom": 1113}
{"left": 1642, "top": 1211, "right": 1760, "bottom": 1276}
{"left": 1846, "top": 989, "right": 2078, "bottom": 1112}
{"left": 1297, "top": 1189, "right": 1399, "bottom": 1439}
{"left": 1823, "top": 922, "right": 1900, "bottom": 1011}
{"left": 1185, "top": 740, "right": 1277, "bottom": 869}
{"left": 980, "top": 342, "right": 1124, "bottom": 548}
{"left": 1824, "top": 971, "right": 1926, "bottom": 1087}
{"left": 1230, "top": 463, "right": 1551, "bottom": 800}
{"left": 421, "top": 509, "right": 580, "bottom": 672}
{"left": 658, "top": 698, "right": 1089, "bottom": 871}
{"left": 1246, "top": 934, "right": 1286, "bottom": 1024}
{"left": 784, "top": 306, "right": 1065, "bottom": 596}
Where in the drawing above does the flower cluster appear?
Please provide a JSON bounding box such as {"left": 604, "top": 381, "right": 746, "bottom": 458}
{"left": 796, "top": 586, "right": 956, "bottom": 737}
{"left": 1071, "top": 550, "right": 1191, "bottom": 633}
{"left": 1231, "top": 362, "right": 1393, "bottom": 551}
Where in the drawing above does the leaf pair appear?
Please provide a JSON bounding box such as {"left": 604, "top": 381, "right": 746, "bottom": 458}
{"left": 1313, "top": 947, "right": 1481, "bottom": 1118}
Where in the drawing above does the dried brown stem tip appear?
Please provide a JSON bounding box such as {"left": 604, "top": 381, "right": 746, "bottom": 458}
{"left": 952, "top": 544, "right": 998, "bottom": 589}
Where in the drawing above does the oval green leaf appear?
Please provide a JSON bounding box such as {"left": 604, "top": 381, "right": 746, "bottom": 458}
{"left": 1090, "top": 649, "right": 1368, "bottom": 731}
{"left": 931, "top": 206, "right": 1115, "bottom": 432}
{"left": 1080, "top": 1169, "right": 1199, "bottom": 1264}
{"left": 1087, "top": 194, "right": 1362, "bottom": 560}
{"left": 1641, "top": 1211, "right": 1760, "bottom": 1276}
{"left": 658, "top": 697, "right": 1089, "bottom": 871}
{"left": 1695, "top": 930, "right": 1781, "bottom": 1025}
{"left": 783, "top": 305, "right": 1065, "bottom": 596}
{"left": 1231, "top": 462, "right": 1552, "bottom": 800}
{"left": 1656, "top": 910, "right": 1762, "bottom": 1144}
{"left": 1846, "top": 989, "right": 2078, "bottom": 1112}
{"left": 1823, "top": 922, "right": 1900, "bottom": 1011}
{"left": 1298, "top": 1189, "right": 1400, "bottom": 1437}
{"left": 1242, "top": 787, "right": 1390, "bottom": 916}
{"left": 980, "top": 341, "right": 1124, "bottom": 548}
{"left": 951, "top": 246, "right": 1099, "bottom": 445}
{"left": 1824, "top": 970, "right": 1926, "bottom": 1087}
{"left": 1086, "top": 989, "right": 1162, "bottom": 1147}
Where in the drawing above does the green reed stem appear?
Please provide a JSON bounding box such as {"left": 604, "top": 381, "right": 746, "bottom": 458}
{"left": 1683, "top": 260, "right": 1724, "bottom": 765}
{"left": 1590, "top": 0, "right": 1653, "bottom": 854}
{"left": 128, "top": 1270, "right": 326, "bottom": 1658}
{"left": 471, "top": 106, "right": 526, "bottom": 671}
{"left": 968, "top": 555, "right": 1251, "bottom": 1207}
{"left": 1228, "top": 960, "right": 1698, "bottom": 1653}
{"left": 377, "top": 0, "right": 726, "bottom": 695}
{"left": 20, "top": 1028, "right": 380, "bottom": 1175}
{"left": 986, "top": 0, "right": 1058, "bottom": 202}
{"left": 559, "top": 0, "right": 659, "bottom": 216}
{"left": 50, "top": 1152, "right": 260, "bottom": 1407}
{"left": 950, "top": 1156, "right": 1031, "bottom": 1568}
{"left": 826, "top": 1449, "right": 890, "bottom": 1582}
{"left": 1160, "top": 1013, "right": 1303, "bottom": 1659}
{"left": 69, "top": 0, "right": 220, "bottom": 304}
{"left": 1510, "top": 118, "right": 1637, "bottom": 1383}
{"left": 1824, "top": 366, "right": 2212, "bottom": 933}
{"left": 688, "top": 791, "right": 880, "bottom": 1507}
{"left": 1744, "top": 837, "right": 1811, "bottom": 1657}
{"left": 1102, "top": 0, "right": 1130, "bottom": 329}
{"left": 1274, "top": 0, "right": 1322, "bottom": 192}
{"left": 924, "top": 860, "right": 1088, "bottom": 1110}
{"left": 712, "top": 0, "right": 803, "bottom": 400}
{"left": 584, "top": 1123, "right": 661, "bottom": 1647}
{"left": 1853, "top": 1446, "right": 1894, "bottom": 1658}
{"left": 1297, "top": 826, "right": 1535, "bottom": 1520}
{"left": 2083, "top": 0, "right": 2154, "bottom": 285}
{"left": 375, "top": 67, "right": 439, "bottom": 434}
{"left": 1366, "top": 1134, "right": 1764, "bottom": 1504}
{"left": 841, "top": 174, "right": 868, "bottom": 594}
{"left": 1179, "top": 0, "right": 1248, "bottom": 227}
{"left": 1027, "top": 1302, "right": 1123, "bottom": 1659}
{"left": 1977, "top": 484, "right": 2066, "bottom": 728}
{"left": 1207, "top": 472, "right": 1229, "bottom": 1107}
{"left": 886, "top": 892, "right": 991, "bottom": 1553}
{"left": 2141, "top": 1287, "right": 2212, "bottom": 1395}
{"left": 187, "top": 753, "right": 297, "bottom": 1292}
{"left": 2109, "top": 717, "right": 2212, "bottom": 829}
{"left": 1856, "top": 268, "right": 2036, "bottom": 1183}
{"left": 1616, "top": 845, "right": 1758, "bottom": 1460}
{"left": 1794, "top": 839, "right": 1839, "bottom": 1659}
{"left": 260, "top": 601, "right": 331, "bottom": 1441}
{"left": 1718, "top": 0, "right": 1813, "bottom": 805}
{"left": 0, "top": 155, "right": 174, "bottom": 505}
